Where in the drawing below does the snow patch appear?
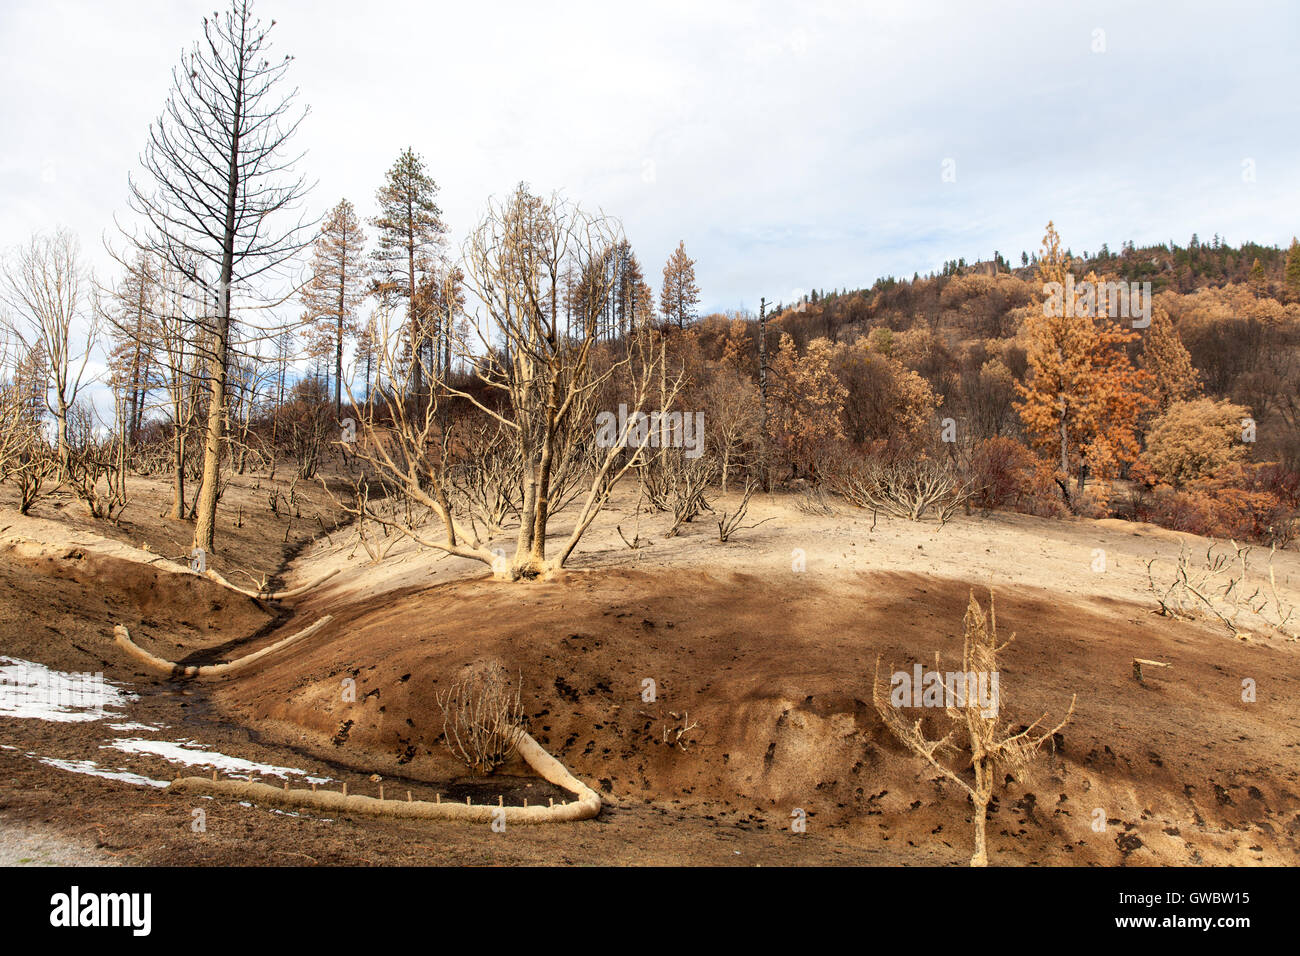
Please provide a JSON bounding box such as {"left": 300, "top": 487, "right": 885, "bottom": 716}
{"left": 105, "top": 738, "right": 332, "bottom": 783}
{"left": 35, "top": 756, "right": 169, "bottom": 789}
{"left": 0, "top": 657, "right": 135, "bottom": 722}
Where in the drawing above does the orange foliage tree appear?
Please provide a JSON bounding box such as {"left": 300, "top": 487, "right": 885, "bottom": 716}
{"left": 1015, "top": 223, "right": 1153, "bottom": 503}
{"left": 1142, "top": 303, "right": 1200, "bottom": 412}
{"left": 768, "top": 333, "right": 846, "bottom": 478}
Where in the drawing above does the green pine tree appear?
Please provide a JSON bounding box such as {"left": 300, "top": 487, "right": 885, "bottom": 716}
{"left": 1284, "top": 237, "right": 1300, "bottom": 300}
{"left": 370, "top": 148, "right": 447, "bottom": 392}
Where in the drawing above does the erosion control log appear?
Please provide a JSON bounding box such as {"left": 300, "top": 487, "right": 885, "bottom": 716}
{"left": 113, "top": 616, "right": 334, "bottom": 679}
{"left": 203, "top": 567, "right": 340, "bottom": 600}
{"left": 167, "top": 732, "right": 601, "bottom": 824}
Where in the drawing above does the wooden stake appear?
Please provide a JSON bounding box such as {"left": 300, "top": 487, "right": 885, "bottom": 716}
{"left": 379, "top": 785, "right": 384, "bottom": 800}
{"left": 342, "top": 782, "right": 348, "bottom": 796}
{"left": 1133, "top": 658, "right": 1172, "bottom": 683}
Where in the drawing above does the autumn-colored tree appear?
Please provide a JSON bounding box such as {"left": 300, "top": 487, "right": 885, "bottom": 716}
{"left": 769, "top": 333, "right": 847, "bottom": 477}
{"left": 1142, "top": 397, "right": 1251, "bottom": 487}
{"left": 370, "top": 148, "right": 447, "bottom": 395}
{"left": 938, "top": 272, "right": 1033, "bottom": 338}
{"left": 1142, "top": 303, "right": 1199, "bottom": 412}
{"left": 302, "top": 198, "right": 367, "bottom": 414}
{"left": 632, "top": 277, "right": 656, "bottom": 331}
{"left": 831, "top": 339, "right": 937, "bottom": 455}
{"left": 1014, "top": 223, "right": 1153, "bottom": 500}
{"left": 660, "top": 240, "right": 700, "bottom": 329}
{"left": 353, "top": 312, "right": 382, "bottom": 403}
{"left": 1084, "top": 297, "right": 1155, "bottom": 481}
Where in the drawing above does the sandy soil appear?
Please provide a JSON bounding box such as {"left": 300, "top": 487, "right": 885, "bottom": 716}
{"left": 1, "top": 475, "right": 1297, "bottom": 865}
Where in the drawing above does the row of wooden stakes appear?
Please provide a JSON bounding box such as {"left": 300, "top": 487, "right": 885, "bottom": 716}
{"left": 205, "top": 768, "right": 564, "bottom": 808}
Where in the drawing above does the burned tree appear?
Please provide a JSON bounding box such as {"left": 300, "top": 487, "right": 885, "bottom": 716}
{"left": 0, "top": 229, "right": 95, "bottom": 478}
{"left": 873, "top": 590, "right": 1074, "bottom": 866}
{"left": 122, "top": 0, "right": 313, "bottom": 552}
{"left": 346, "top": 185, "right": 679, "bottom": 580}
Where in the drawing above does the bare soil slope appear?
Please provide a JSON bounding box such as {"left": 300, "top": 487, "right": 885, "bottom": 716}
{"left": 2, "top": 476, "right": 1298, "bottom": 866}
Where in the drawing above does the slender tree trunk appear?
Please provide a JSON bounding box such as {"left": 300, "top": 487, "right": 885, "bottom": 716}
{"left": 193, "top": 47, "right": 244, "bottom": 554}
{"left": 55, "top": 403, "right": 70, "bottom": 479}
{"left": 971, "top": 800, "right": 988, "bottom": 867}
{"left": 169, "top": 425, "right": 186, "bottom": 520}
{"left": 335, "top": 279, "right": 344, "bottom": 416}
{"left": 1058, "top": 398, "right": 1069, "bottom": 476}
{"left": 407, "top": 200, "right": 421, "bottom": 398}
{"left": 194, "top": 312, "right": 228, "bottom": 551}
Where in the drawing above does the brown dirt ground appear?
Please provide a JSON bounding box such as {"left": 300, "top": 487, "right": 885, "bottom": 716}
{"left": 1, "top": 473, "right": 1298, "bottom": 865}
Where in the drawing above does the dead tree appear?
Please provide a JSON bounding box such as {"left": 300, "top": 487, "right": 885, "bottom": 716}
{"left": 348, "top": 185, "right": 680, "bottom": 580}
{"left": 121, "top": 0, "right": 313, "bottom": 554}
{"left": 873, "top": 590, "right": 1075, "bottom": 866}
{"left": 151, "top": 264, "right": 204, "bottom": 520}
{"left": 0, "top": 229, "right": 95, "bottom": 479}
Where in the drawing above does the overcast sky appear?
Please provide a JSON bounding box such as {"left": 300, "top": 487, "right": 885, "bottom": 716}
{"left": 3, "top": 0, "right": 1299, "bottom": 319}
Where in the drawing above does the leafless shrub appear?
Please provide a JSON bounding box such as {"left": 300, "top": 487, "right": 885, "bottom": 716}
{"left": 832, "top": 457, "right": 970, "bottom": 525}
{"left": 333, "top": 477, "right": 403, "bottom": 564}
{"left": 0, "top": 422, "right": 55, "bottom": 515}
{"left": 795, "top": 483, "right": 836, "bottom": 516}
{"left": 716, "top": 480, "right": 775, "bottom": 543}
{"left": 873, "top": 590, "right": 1075, "bottom": 866}
{"left": 650, "top": 451, "right": 716, "bottom": 537}
{"left": 68, "top": 439, "right": 130, "bottom": 521}
{"left": 127, "top": 438, "right": 172, "bottom": 478}
{"left": 64, "top": 393, "right": 130, "bottom": 520}
{"left": 434, "top": 661, "right": 526, "bottom": 775}
{"left": 0, "top": 355, "right": 56, "bottom": 514}
{"left": 1146, "top": 540, "right": 1297, "bottom": 640}
{"left": 617, "top": 524, "right": 646, "bottom": 549}
{"left": 449, "top": 417, "right": 522, "bottom": 533}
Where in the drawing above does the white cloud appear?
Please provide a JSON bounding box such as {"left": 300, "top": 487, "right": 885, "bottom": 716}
{"left": 2, "top": 0, "right": 1298, "bottom": 323}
